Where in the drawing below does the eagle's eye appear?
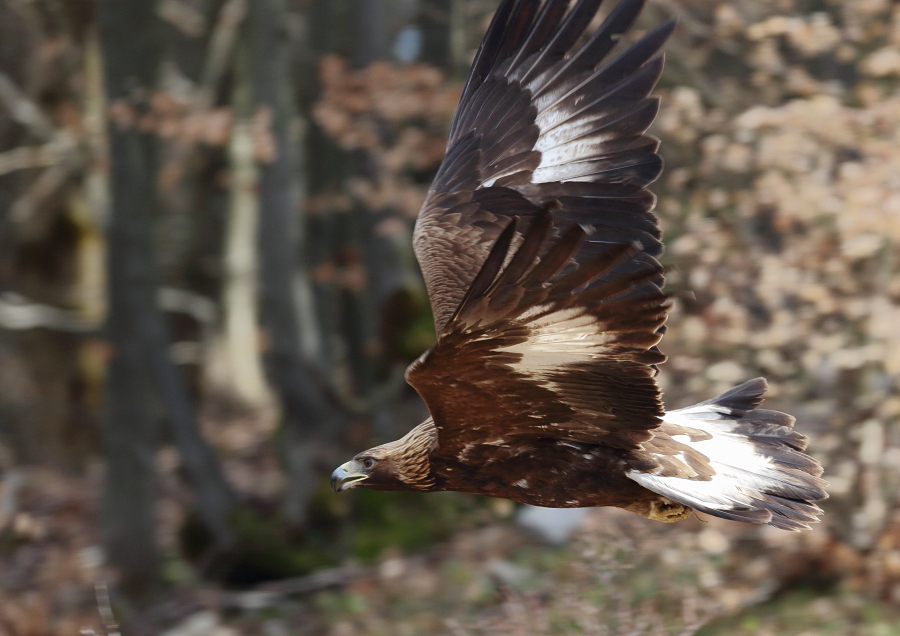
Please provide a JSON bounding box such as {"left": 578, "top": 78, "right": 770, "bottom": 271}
{"left": 362, "top": 457, "right": 376, "bottom": 470}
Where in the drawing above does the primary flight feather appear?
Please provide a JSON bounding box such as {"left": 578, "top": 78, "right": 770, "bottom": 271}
{"left": 331, "top": 0, "right": 827, "bottom": 530}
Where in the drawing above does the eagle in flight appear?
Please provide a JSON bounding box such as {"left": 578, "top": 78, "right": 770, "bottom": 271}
{"left": 331, "top": 0, "right": 827, "bottom": 530}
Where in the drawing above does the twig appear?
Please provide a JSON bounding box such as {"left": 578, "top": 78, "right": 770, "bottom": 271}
{"left": 0, "top": 71, "right": 55, "bottom": 141}
{"left": 218, "top": 564, "right": 369, "bottom": 610}
{"left": 0, "top": 289, "right": 219, "bottom": 336}
{"left": 158, "top": 287, "right": 218, "bottom": 326}
{"left": 650, "top": 0, "right": 712, "bottom": 39}
{"left": 9, "top": 162, "right": 73, "bottom": 230}
{"left": 7, "top": 131, "right": 86, "bottom": 236}
{"left": 159, "top": 287, "right": 219, "bottom": 364}
{"left": 157, "top": 0, "right": 208, "bottom": 38}
{"left": 0, "top": 143, "right": 60, "bottom": 176}
{"left": 95, "top": 581, "right": 121, "bottom": 636}
{"left": 195, "top": 0, "right": 247, "bottom": 112}
{"left": 80, "top": 580, "right": 121, "bottom": 636}
{"left": 129, "top": 564, "right": 371, "bottom": 631}
{"left": 0, "top": 292, "right": 98, "bottom": 332}
{"left": 257, "top": 564, "right": 368, "bottom": 595}
{"left": 0, "top": 470, "right": 25, "bottom": 532}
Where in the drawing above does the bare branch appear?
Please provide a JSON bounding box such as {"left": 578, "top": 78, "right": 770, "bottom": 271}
{"left": 0, "top": 72, "right": 56, "bottom": 141}
{"left": 219, "top": 564, "right": 370, "bottom": 609}
{"left": 157, "top": 287, "right": 218, "bottom": 326}
{"left": 0, "top": 470, "right": 25, "bottom": 533}
{"left": 0, "top": 292, "right": 97, "bottom": 332}
{"left": 9, "top": 163, "right": 73, "bottom": 235}
{"left": 650, "top": 0, "right": 712, "bottom": 39}
{"left": 0, "top": 288, "right": 216, "bottom": 336}
{"left": 79, "top": 580, "right": 121, "bottom": 636}
{"left": 157, "top": 0, "right": 208, "bottom": 38}
{"left": 5, "top": 132, "right": 86, "bottom": 236}
{"left": 128, "top": 564, "right": 371, "bottom": 630}
{"left": 195, "top": 0, "right": 247, "bottom": 112}
{"left": 0, "top": 143, "right": 59, "bottom": 176}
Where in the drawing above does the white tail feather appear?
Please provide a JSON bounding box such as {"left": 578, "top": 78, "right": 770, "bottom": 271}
{"left": 627, "top": 379, "right": 828, "bottom": 531}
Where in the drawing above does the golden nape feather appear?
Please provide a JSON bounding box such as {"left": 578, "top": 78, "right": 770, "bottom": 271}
{"left": 331, "top": 0, "right": 828, "bottom": 532}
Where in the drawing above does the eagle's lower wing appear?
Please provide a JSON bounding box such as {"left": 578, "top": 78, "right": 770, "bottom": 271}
{"left": 405, "top": 210, "right": 668, "bottom": 459}
{"left": 414, "top": 0, "right": 674, "bottom": 331}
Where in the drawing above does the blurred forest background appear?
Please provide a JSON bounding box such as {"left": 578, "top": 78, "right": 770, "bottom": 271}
{"left": 1, "top": 0, "right": 900, "bottom": 633}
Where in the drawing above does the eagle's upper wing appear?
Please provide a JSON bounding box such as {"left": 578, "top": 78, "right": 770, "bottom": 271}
{"left": 414, "top": 0, "right": 674, "bottom": 331}
{"left": 405, "top": 210, "right": 669, "bottom": 458}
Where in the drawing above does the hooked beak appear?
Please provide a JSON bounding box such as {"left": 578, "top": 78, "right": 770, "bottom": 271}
{"left": 331, "top": 461, "right": 368, "bottom": 493}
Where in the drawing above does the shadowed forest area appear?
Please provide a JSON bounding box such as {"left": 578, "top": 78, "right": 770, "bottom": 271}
{"left": 1, "top": 0, "right": 900, "bottom": 633}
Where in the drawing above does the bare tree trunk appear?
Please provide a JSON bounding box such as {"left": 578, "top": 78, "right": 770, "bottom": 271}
{"left": 222, "top": 119, "right": 270, "bottom": 405}
{"left": 350, "top": 0, "right": 390, "bottom": 68}
{"left": 97, "top": 0, "right": 237, "bottom": 601}
{"left": 247, "top": 0, "right": 342, "bottom": 524}
{"left": 96, "top": 0, "right": 165, "bottom": 602}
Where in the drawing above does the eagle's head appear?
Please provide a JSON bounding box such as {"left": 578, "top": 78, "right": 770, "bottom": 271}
{"left": 331, "top": 418, "right": 438, "bottom": 492}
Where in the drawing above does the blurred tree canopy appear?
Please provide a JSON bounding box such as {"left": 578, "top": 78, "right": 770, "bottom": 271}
{"left": 1, "top": 0, "right": 900, "bottom": 633}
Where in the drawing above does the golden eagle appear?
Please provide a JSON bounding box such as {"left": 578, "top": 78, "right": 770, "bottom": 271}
{"left": 331, "top": 0, "right": 827, "bottom": 530}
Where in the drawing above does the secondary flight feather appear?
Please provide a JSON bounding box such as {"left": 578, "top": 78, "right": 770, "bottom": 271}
{"left": 331, "top": 0, "right": 827, "bottom": 530}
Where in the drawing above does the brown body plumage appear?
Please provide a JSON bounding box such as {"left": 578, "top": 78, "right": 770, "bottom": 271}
{"left": 331, "top": 0, "right": 828, "bottom": 530}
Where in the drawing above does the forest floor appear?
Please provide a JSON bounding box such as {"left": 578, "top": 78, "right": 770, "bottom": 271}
{"left": 1, "top": 452, "right": 899, "bottom": 636}
{"left": 0, "top": 388, "right": 894, "bottom": 636}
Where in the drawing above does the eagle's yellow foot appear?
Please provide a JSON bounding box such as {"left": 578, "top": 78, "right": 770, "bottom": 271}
{"left": 626, "top": 498, "right": 693, "bottom": 523}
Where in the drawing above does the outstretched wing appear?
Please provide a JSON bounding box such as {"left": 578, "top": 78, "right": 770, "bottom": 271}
{"left": 405, "top": 209, "right": 669, "bottom": 460}
{"left": 414, "top": 0, "right": 674, "bottom": 331}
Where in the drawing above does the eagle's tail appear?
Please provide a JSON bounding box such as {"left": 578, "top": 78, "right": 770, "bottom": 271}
{"left": 627, "top": 378, "right": 828, "bottom": 531}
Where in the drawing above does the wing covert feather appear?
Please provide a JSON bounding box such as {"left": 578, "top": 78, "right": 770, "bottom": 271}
{"left": 406, "top": 211, "right": 668, "bottom": 459}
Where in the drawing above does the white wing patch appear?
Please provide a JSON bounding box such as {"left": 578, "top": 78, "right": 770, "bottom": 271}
{"left": 533, "top": 134, "right": 617, "bottom": 184}
{"left": 499, "top": 307, "right": 615, "bottom": 374}
{"left": 475, "top": 85, "right": 645, "bottom": 189}
{"left": 535, "top": 134, "right": 613, "bottom": 170}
